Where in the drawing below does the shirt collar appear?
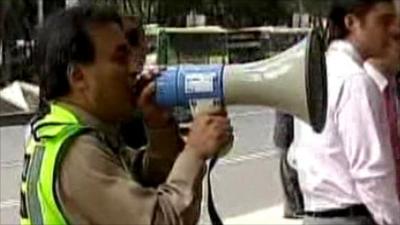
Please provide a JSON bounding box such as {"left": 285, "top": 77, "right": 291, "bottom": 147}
{"left": 56, "top": 101, "right": 121, "bottom": 140}
{"left": 363, "top": 62, "right": 389, "bottom": 93}
{"left": 328, "top": 40, "right": 363, "bottom": 66}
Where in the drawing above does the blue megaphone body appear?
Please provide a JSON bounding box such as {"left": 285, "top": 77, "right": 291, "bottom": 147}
{"left": 156, "top": 64, "right": 225, "bottom": 108}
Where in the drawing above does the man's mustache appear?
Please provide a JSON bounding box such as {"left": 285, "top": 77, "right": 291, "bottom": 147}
{"left": 131, "top": 73, "right": 153, "bottom": 96}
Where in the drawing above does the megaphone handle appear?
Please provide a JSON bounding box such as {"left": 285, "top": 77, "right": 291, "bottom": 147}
{"left": 207, "top": 156, "right": 223, "bottom": 225}
{"left": 189, "top": 99, "right": 219, "bottom": 115}
{"left": 189, "top": 100, "right": 233, "bottom": 157}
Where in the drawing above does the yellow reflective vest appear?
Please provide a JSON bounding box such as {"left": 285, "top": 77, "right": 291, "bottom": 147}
{"left": 20, "top": 103, "right": 91, "bottom": 225}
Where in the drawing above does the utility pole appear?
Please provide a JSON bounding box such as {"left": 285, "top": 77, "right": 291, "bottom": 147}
{"left": 298, "top": 0, "right": 304, "bottom": 14}
{"left": 0, "top": 1, "right": 5, "bottom": 68}
{"left": 66, "top": 0, "right": 80, "bottom": 8}
{"left": 395, "top": 0, "right": 400, "bottom": 15}
{"left": 38, "top": 0, "right": 44, "bottom": 26}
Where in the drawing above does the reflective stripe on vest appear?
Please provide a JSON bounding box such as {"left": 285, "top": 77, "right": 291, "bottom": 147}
{"left": 20, "top": 103, "right": 90, "bottom": 225}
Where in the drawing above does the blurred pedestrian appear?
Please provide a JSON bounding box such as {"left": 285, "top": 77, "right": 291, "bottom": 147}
{"left": 365, "top": 32, "right": 400, "bottom": 199}
{"left": 273, "top": 112, "right": 304, "bottom": 218}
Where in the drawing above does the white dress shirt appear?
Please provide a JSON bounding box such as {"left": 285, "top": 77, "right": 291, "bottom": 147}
{"left": 289, "top": 40, "right": 400, "bottom": 225}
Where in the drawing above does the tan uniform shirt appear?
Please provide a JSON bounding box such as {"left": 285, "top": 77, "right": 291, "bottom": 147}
{"left": 57, "top": 102, "right": 205, "bottom": 225}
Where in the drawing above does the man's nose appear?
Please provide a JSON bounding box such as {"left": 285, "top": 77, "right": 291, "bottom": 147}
{"left": 128, "top": 57, "right": 141, "bottom": 75}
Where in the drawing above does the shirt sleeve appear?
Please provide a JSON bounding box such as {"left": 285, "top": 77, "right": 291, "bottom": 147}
{"left": 59, "top": 134, "right": 204, "bottom": 225}
{"left": 143, "top": 124, "right": 186, "bottom": 186}
{"left": 337, "top": 74, "right": 400, "bottom": 225}
{"left": 123, "top": 123, "right": 185, "bottom": 187}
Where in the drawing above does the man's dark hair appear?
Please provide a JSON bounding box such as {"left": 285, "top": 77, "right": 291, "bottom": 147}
{"left": 36, "top": 4, "right": 122, "bottom": 102}
{"left": 327, "top": 0, "right": 393, "bottom": 43}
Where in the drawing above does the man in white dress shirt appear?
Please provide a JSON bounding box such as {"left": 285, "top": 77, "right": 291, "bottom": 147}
{"left": 288, "top": 0, "right": 400, "bottom": 224}
{"left": 365, "top": 36, "right": 400, "bottom": 198}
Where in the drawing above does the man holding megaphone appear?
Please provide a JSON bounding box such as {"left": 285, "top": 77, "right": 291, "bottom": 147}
{"left": 20, "top": 5, "right": 232, "bottom": 225}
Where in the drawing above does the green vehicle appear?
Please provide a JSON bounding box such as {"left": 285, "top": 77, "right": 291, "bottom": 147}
{"left": 145, "top": 25, "right": 311, "bottom": 66}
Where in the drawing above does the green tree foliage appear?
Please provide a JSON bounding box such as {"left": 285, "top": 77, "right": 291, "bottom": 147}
{"left": 301, "top": 0, "right": 335, "bottom": 16}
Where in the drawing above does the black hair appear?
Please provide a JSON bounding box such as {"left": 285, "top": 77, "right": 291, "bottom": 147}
{"left": 122, "top": 15, "right": 143, "bottom": 47}
{"left": 36, "top": 4, "right": 122, "bottom": 102}
{"left": 29, "top": 4, "right": 123, "bottom": 130}
{"left": 327, "top": 0, "right": 393, "bottom": 43}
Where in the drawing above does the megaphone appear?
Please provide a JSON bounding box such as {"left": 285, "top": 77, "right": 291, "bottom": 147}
{"left": 156, "top": 29, "right": 327, "bottom": 132}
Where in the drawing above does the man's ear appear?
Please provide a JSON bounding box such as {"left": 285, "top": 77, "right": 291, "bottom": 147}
{"left": 344, "top": 14, "right": 358, "bottom": 33}
{"left": 67, "top": 64, "right": 87, "bottom": 92}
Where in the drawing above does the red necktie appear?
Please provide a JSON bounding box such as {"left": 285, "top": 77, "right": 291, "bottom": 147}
{"left": 384, "top": 78, "right": 400, "bottom": 196}
{"left": 384, "top": 81, "right": 400, "bottom": 157}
